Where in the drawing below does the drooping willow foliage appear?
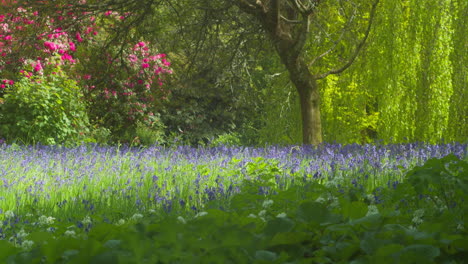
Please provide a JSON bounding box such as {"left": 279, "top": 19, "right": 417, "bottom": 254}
{"left": 318, "top": 0, "right": 467, "bottom": 144}
{"left": 256, "top": 0, "right": 468, "bottom": 143}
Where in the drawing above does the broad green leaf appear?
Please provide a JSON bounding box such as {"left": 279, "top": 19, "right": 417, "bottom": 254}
{"left": 341, "top": 200, "right": 368, "bottom": 220}
{"left": 397, "top": 244, "right": 440, "bottom": 262}
{"left": 255, "top": 250, "right": 277, "bottom": 261}
{"left": 296, "top": 201, "right": 331, "bottom": 224}
{"left": 263, "top": 217, "right": 295, "bottom": 237}
{"left": 0, "top": 240, "right": 19, "bottom": 261}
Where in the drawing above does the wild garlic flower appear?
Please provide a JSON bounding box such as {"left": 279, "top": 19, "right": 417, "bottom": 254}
{"left": 413, "top": 209, "right": 424, "bottom": 218}
{"left": 247, "top": 214, "right": 257, "bottom": 218}
{"left": 412, "top": 209, "right": 425, "bottom": 225}
{"left": 5, "top": 210, "right": 14, "bottom": 219}
{"left": 276, "top": 212, "right": 287, "bottom": 218}
{"left": 195, "top": 211, "right": 208, "bottom": 218}
{"left": 38, "top": 215, "right": 56, "bottom": 225}
{"left": 315, "top": 196, "right": 326, "bottom": 204}
{"left": 177, "top": 216, "right": 186, "bottom": 224}
{"left": 262, "top": 199, "right": 274, "bottom": 209}
{"left": 131, "top": 213, "right": 144, "bottom": 221}
{"left": 258, "top": 210, "right": 267, "bottom": 218}
{"left": 148, "top": 209, "right": 156, "bottom": 214}
{"left": 82, "top": 216, "right": 92, "bottom": 225}
{"left": 21, "top": 240, "right": 34, "bottom": 251}
{"left": 116, "top": 219, "right": 126, "bottom": 226}
{"left": 366, "top": 205, "right": 379, "bottom": 216}
{"left": 64, "top": 230, "right": 76, "bottom": 238}
{"left": 17, "top": 229, "right": 29, "bottom": 239}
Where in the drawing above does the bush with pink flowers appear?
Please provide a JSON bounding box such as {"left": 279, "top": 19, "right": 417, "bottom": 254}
{"left": 0, "top": 3, "right": 172, "bottom": 144}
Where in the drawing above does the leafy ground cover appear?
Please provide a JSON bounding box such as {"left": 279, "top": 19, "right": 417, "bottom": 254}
{"left": 0, "top": 143, "right": 467, "bottom": 263}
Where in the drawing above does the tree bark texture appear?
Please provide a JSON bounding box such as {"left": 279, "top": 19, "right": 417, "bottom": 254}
{"left": 235, "top": 0, "right": 378, "bottom": 145}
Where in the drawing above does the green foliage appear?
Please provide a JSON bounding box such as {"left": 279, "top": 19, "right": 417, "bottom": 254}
{"left": 210, "top": 133, "right": 242, "bottom": 147}
{"left": 0, "top": 66, "right": 91, "bottom": 146}
{"left": 1, "top": 152, "right": 468, "bottom": 262}
{"left": 315, "top": 0, "right": 465, "bottom": 144}
{"left": 134, "top": 119, "right": 166, "bottom": 146}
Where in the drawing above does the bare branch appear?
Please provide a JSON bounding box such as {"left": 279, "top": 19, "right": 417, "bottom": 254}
{"left": 289, "top": 15, "right": 311, "bottom": 58}
{"left": 236, "top": 0, "right": 265, "bottom": 14}
{"left": 309, "top": 8, "right": 356, "bottom": 67}
{"left": 315, "top": 0, "right": 380, "bottom": 80}
{"left": 280, "top": 15, "right": 303, "bottom": 24}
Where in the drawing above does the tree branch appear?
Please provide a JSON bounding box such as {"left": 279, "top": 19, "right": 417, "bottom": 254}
{"left": 315, "top": 0, "right": 380, "bottom": 80}
{"left": 236, "top": 0, "right": 265, "bottom": 14}
{"left": 309, "top": 8, "right": 356, "bottom": 67}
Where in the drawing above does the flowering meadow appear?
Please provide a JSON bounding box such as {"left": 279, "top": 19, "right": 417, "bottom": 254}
{"left": 0, "top": 142, "right": 466, "bottom": 263}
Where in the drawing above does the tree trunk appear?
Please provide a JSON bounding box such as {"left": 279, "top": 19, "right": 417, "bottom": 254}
{"left": 282, "top": 56, "right": 322, "bottom": 145}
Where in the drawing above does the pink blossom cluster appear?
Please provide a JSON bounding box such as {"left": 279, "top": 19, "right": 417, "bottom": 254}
{"left": 1, "top": 2, "right": 172, "bottom": 124}
{"left": 0, "top": 79, "right": 14, "bottom": 89}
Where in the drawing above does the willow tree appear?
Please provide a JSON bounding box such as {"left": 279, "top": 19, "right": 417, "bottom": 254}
{"left": 232, "top": 0, "right": 379, "bottom": 145}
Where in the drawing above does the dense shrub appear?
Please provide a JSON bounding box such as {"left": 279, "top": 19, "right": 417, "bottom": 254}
{"left": 0, "top": 66, "right": 92, "bottom": 145}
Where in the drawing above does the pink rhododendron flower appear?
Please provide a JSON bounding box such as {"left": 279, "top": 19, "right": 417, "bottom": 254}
{"left": 141, "top": 63, "right": 150, "bottom": 69}
{"left": 33, "top": 61, "right": 43, "bottom": 72}
{"left": 69, "top": 42, "right": 76, "bottom": 51}
{"left": 44, "top": 41, "right": 57, "bottom": 51}
{"left": 75, "top": 32, "right": 83, "bottom": 42}
{"left": 61, "top": 53, "right": 73, "bottom": 61}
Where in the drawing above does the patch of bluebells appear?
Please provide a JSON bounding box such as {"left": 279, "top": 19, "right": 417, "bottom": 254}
{"left": 0, "top": 143, "right": 465, "bottom": 224}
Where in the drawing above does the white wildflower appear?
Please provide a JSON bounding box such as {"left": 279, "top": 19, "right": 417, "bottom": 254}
{"left": 411, "top": 209, "right": 424, "bottom": 225}
{"left": 131, "top": 213, "right": 144, "bottom": 221}
{"left": 148, "top": 209, "right": 156, "bottom": 214}
{"left": 330, "top": 197, "right": 340, "bottom": 208}
{"left": 25, "top": 213, "right": 33, "bottom": 217}
{"left": 38, "top": 215, "right": 55, "bottom": 225}
{"left": 366, "top": 205, "right": 379, "bottom": 216}
{"left": 438, "top": 204, "right": 448, "bottom": 213}
{"left": 247, "top": 214, "right": 257, "bottom": 218}
{"left": 17, "top": 229, "right": 29, "bottom": 239}
{"left": 5, "top": 210, "right": 14, "bottom": 219}
{"left": 258, "top": 210, "right": 267, "bottom": 218}
{"left": 177, "top": 216, "right": 186, "bottom": 224}
{"left": 116, "top": 219, "right": 126, "bottom": 226}
{"left": 195, "top": 211, "right": 208, "bottom": 218}
{"left": 413, "top": 209, "right": 424, "bottom": 218}
{"left": 262, "top": 199, "right": 274, "bottom": 209}
{"left": 64, "top": 230, "right": 76, "bottom": 238}
{"left": 82, "top": 216, "right": 92, "bottom": 225}
{"left": 21, "top": 240, "right": 34, "bottom": 251}
{"left": 412, "top": 216, "right": 423, "bottom": 225}
{"left": 315, "top": 196, "right": 326, "bottom": 204}
{"left": 366, "top": 194, "right": 375, "bottom": 203}
{"left": 276, "top": 212, "right": 287, "bottom": 218}
{"left": 456, "top": 223, "right": 464, "bottom": 231}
